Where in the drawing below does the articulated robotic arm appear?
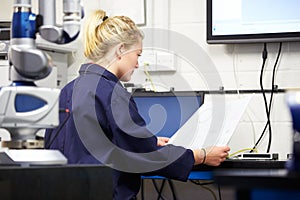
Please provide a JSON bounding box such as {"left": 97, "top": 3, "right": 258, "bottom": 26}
{"left": 10, "top": 0, "right": 83, "bottom": 82}
{"left": 0, "top": 0, "right": 83, "bottom": 164}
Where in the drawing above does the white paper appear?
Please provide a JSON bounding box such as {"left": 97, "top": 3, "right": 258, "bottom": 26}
{"left": 168, "top": 96, "right": 252, "bottom": 150}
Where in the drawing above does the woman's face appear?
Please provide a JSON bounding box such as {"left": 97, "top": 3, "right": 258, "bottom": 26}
{"left": 117, "top": 40, "right": 142, "bottom": 82}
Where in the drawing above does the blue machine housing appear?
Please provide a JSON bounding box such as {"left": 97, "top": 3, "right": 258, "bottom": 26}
{"left": 12, "top": 11, "right": 36, "bottom": 39}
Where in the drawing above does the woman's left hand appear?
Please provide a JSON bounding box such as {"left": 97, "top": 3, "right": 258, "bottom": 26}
{"left": 157, "top": 137, "right": 169, "bottom": 146}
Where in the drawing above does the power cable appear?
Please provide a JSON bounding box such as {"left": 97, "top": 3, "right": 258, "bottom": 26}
{"left": 251, "top": 42, "right": 282, "bottom": 153}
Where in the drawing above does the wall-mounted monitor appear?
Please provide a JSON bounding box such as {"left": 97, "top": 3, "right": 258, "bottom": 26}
{"left": 207, "top": 0, "right": 300, "bottom": 44}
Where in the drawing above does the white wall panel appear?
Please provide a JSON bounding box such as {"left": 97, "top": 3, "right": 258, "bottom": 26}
{"left": 43, "top": 0, "right": 299, "bottom": 159}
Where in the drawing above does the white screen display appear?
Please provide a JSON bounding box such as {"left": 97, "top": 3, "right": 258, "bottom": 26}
{"left": 208, "top": 0, "right": 300, "bottom": 43}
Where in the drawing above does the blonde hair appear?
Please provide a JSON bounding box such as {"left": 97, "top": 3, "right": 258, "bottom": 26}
{"left": 84, "top": 10, "right": 143, "bottom": 61}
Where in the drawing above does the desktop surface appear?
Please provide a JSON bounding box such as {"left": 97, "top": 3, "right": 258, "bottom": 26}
{"left": 188, "top": 160, "right": 287, "bottom": 185}
{"left": 214, "top": 168, "right": 300, "bottom": 193}
{"left": 0, "top": 164, "right": 113, "bottom": 200}
{"left": 193, "top": 159, "right": 286, "bottom": 171}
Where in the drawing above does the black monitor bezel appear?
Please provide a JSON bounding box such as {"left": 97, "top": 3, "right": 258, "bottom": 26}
{"left": 132, "top": 90, "right": 205, "bottom": 106}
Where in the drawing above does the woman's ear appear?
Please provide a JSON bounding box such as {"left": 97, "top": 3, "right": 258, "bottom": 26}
{"left": 116, "top": 43, "right": 125, "bottom": 59}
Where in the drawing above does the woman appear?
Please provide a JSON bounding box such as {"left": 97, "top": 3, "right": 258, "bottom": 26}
{"left": 45, "top": 9, "right": 230, "bottom": 200}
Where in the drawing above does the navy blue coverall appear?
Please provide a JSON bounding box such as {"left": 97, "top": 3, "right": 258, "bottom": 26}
{"left": 45, "top": 63, "right": 195, "bottom": 200}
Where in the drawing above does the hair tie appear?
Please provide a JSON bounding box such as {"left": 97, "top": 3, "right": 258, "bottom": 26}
{"left": 97, "top": 16, "right": 108, "bottom": 27}
{"left": 103, "top": 16, "right": 108, "bottom": 21}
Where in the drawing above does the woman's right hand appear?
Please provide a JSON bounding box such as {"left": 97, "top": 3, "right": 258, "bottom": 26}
{"left": 192, "top": 146, "right": 230, "bottom": 166}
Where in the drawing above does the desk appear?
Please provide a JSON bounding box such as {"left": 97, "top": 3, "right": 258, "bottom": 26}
{"left": 190, "top": 159, "right": 286, "bottom": 180}
{"left": 193, "top": 159, "right": 286, "bottom": 170}
{"left": 0, "top": 164, "right": 113, "bottom": 200}
{"left": 141, "top": 159, "right": 286, "bottom": 199}
{"left": 214, "top": 168, "right": 300, "bottom": 200}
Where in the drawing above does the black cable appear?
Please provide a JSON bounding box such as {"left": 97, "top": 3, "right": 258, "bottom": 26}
{"left": 266, "top": 42, "right": 282, "bottom": 152}
{"left": 45, "top": 108, "right": 70, "bottom": 149}
{"left": 269, "top": 46, "right": 281, "bottom": 116}
{"left": 251, "top": 42, "right": 282, "bottom": 153}
{"left": 261, "top": 43, "right": 272, "bottom": 153}
{"left": 251, "top": 43, "right": 271, "bottom": 152}
{"left": 189, "top": 180, "right": 215, "bottom": 186}
{"left": 218, "top": 184, "right": 222, "bottom": 200}
{"left": 190, "top": 180, "right": 217, "bottom": 200}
